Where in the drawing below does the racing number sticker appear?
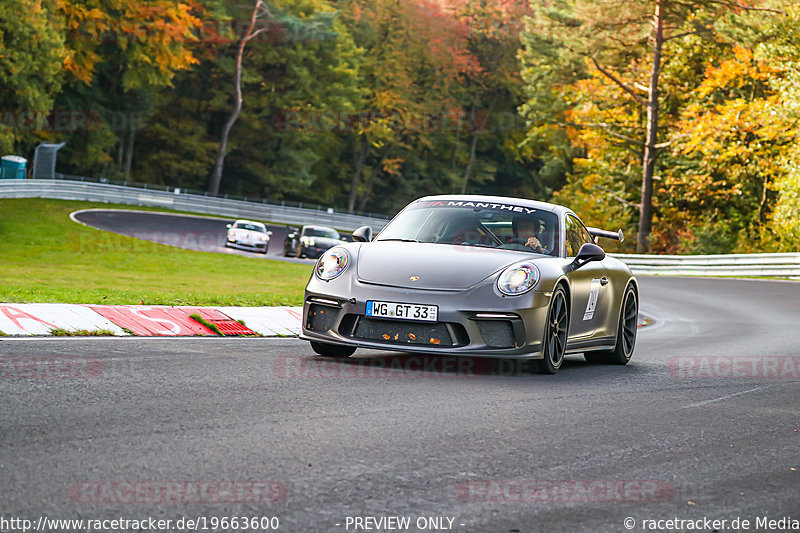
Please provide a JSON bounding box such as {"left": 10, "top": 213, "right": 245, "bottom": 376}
{"left": 583, "top": 279, "right": 602, "bottom": 321}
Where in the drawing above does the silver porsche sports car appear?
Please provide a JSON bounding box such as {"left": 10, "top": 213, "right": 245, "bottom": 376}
{"left": 225, "top": 219, "right": 271, "bottom": 254}
{"left": 300, "top": 195, "right": 638, "bottom": 374}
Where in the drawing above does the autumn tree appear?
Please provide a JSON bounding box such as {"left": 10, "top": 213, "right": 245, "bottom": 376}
{"left": 662, "top": 1, "right": 800, "bottom": 252}
{"left": 337, "top": 0, "right": 484, "bottom": 213}
{"left": 0, "top": 0, "right": 66, "bottom": 154}
{"left": 207, "top": 0, "right": 273, "bottom": 197}
{"left": 521, "top": 0, "right": 783, "bottom": 252}
{"left": 51, "top": 0, "right": 204, "bottom": 176}
{"left": 447, "top": 0, "right": 535, "bottom": 195}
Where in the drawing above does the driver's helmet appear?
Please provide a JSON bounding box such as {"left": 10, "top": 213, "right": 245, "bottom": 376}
{"left": 512, "top": 216, "right": 539, "bottom": 238}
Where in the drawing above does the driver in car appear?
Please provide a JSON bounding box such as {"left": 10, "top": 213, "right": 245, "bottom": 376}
{"left": 513, "top": 217, "right": 550, "bottom": 254}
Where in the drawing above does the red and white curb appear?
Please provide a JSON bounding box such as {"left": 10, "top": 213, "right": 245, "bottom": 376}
{"left": 0, "top": 303, "right": 653, "bottom": 337}
{"left": 0, "top": 304, "right": 302, "bottom": 337}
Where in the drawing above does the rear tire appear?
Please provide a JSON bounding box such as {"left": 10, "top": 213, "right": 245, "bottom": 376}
{"left": 585, "top": 284, "right": 637, "bottom": 365}
{"left": 310, "top": 341, "right": 356, "bottom": 358}
{"left": 532, "top": 285, "right": 569, "bottom": 375}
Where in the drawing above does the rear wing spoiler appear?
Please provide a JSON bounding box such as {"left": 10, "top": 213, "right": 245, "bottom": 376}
{"left": 587, "top": 227, "right": 624, "bottom": 243}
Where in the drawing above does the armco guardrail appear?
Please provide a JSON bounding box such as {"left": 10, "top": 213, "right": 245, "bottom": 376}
{"left": 612, "top": 253, "right": 800, "bottom": 278}
{"left": 0, "top": 179, "right": 389, "bottom": 232}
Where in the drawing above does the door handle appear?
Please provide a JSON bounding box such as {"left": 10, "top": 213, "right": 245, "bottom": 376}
{"left": 600, "top": 277, "right": 609, "bottom": 286}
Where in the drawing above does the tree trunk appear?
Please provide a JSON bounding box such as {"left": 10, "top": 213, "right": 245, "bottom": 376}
{"left": 348, "top": 134, "right": 370, "bottom": 213}
{"left": 460, "top": 98, "right": 497, "bottom": 194}
{"left": 637, "top": 0, "right": 664, "bottom": 253}
{"left": 124, "top": 118, "right": 135, "bottom": 179}
{"left": 209, "top": 0, "right": 263, "bottom": 196}
{"left": 460, "top": 131, "right": 480, "bottom": 194}
{"left": 116, "top": 138, "right": 124, "bottom": 172}
{"left": 357, "top": 144, "right": 393, "bottom": 212}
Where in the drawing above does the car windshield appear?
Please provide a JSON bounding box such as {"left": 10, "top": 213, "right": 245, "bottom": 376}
{"left": 375, "top": 200, "right": 560, "bottom": 255}
{"left": 304, "top": 227, "right": 340, "bottom": 239}
{"left": 235, "top": 222, "right": 266, "bottom": 233}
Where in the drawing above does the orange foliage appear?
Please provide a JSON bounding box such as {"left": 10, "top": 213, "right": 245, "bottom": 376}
{"left": 56, "top": 0, "right": 203, "bottom": 86}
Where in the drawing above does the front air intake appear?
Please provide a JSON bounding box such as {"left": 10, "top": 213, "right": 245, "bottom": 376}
{"left": 306, "top": 304, "right": 337, "bottom": 332}
{"left": 475, "top": 320, "right": 516, "bottom": 348}
{"left": 352, "top": 317, "right": 454, "bottom": 346}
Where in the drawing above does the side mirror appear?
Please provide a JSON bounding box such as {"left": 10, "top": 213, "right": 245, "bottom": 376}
{"left": 226, "top": 224, "right": 232, "bottom": 229}
{"left": 267, "top": 231, "right": 273, "bottom": 236}
{"left": 352, "top": 226, "right": 373, "bottom": 242}
{"left": 571, "top": 243, "right": 605, "bottom": 270}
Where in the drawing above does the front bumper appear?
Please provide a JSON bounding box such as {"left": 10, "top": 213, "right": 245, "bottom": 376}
{"left": 227, "top": 239, "right": 268, "bottom": 252}
{"left": 301, "top": 275, "right": 552, "bottom": 358}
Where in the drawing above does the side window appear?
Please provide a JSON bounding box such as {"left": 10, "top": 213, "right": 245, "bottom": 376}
{"left": 577, "top": 219, "right": 593, "bottom": 246}
{"left": 565, "top": 215, "right": 592, "bottom": 257}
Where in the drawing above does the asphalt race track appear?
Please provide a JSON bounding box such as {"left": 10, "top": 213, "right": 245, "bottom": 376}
{"left": 72, "top": 209, "right": 308, "bottom": 263}
{"left": 2, "top": 277, "right": 799, "bottom": 532}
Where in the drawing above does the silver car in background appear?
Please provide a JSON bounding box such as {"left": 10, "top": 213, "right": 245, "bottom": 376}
{"left": 225, "top": 219, "right": 271, "bottom": 254}
{"left": 300, "top": 195, "right": 638, "bottom": 374}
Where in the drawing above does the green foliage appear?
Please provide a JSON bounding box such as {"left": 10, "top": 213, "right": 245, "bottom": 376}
{"left": 0, "top": 0, "right": 66, "bottom": 153}
{"left": 2, "top": 0, "right": 557, "bottom": 216}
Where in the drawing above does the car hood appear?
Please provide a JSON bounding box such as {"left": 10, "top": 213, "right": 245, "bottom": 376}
{"left": 356, "top": 241, "right": 535, "bottom": 290}
{"left": 232, "top": 229, "right": 267, "bottom": 239}
{"left": 305, "top": 236, "right": 342, "bottom": 248}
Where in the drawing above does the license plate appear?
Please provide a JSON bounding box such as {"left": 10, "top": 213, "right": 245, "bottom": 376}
{"left": 366, "top": 301, "right": 438, "bottom": 322}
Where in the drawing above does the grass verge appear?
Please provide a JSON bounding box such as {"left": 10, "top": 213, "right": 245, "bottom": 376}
{"left": 189, "top": 313, "right": 263, "bottom": 337}
{"left": 50, "top": 328, "right": 118, "bottom": 336}
{"left": 189, "top": 314, "right": 222, "bottom": 335}
{"left": 0, "top": 198, "right": 313, "bottom": 306}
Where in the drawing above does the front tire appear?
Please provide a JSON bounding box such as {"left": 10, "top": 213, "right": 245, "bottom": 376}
{"left": 533, "top": 285, "right": 569, "bottom": 375}
{"left": 310, "top": 341, "right": 356, "bottom": 358}
{"left": 585, "top": 284, "right": 637, "bottom": 365}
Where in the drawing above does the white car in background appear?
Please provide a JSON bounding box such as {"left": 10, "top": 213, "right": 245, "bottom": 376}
{"left": 225, "top": 220, "right": 272, "bottom": 254}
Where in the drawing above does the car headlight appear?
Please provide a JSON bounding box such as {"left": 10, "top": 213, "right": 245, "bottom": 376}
{"left": 497, "top": 263, "right": 539, "bottom": 295}
{"left": 260, "top": 234, "right": 268, "bottom": 241}
{"left": 316, "top": 248, "right": 350, "bottom": 280}
{"left": 301, "top": 237, "right": 316, "bottom": 246}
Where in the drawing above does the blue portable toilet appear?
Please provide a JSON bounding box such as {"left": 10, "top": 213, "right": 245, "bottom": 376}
{"left": 0, "top": 155, "right": 27, "bottom": 178}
